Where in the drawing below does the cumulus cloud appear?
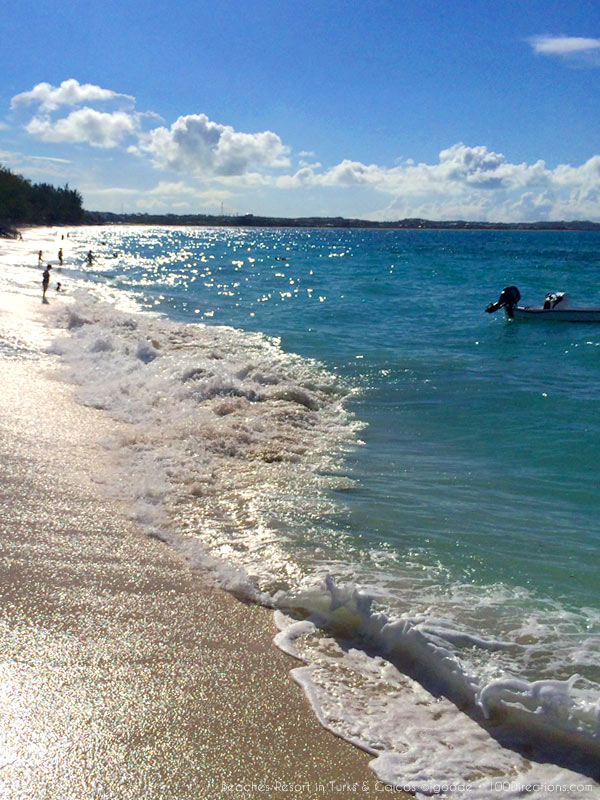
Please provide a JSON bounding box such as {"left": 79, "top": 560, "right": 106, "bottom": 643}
{"left": 274, "top": 144, "right": 600, "bottom": 222}
{"left": 25, "top": 108, "right": 139, "bottom": 148}
{"left": 10, "top": 79, "right": 141, "bottom": 150}
{"left": 10, "top": 79, "right": 135, "bottom": 111}
{"left": 12, "top": 81, "right": 290, "bottom": 179}
{"left": 8, "top": 78, "right": 600, "bottom": 221}
{"left": 130, "top": 113, "right": 290, "bottom": 177}
{"left": 278, "top": 144, "right": 548, "bottom": 194}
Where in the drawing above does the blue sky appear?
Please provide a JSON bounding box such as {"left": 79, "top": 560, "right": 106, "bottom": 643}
{"left": 2, "top": 0, "right": 600, "bottom": 221}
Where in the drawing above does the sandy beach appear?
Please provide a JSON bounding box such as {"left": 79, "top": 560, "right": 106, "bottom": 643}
{"left": 0, "top": 229, "right": 400, "bottom": 800}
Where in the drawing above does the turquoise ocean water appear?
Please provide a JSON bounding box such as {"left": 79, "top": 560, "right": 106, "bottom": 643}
{"left": 44, "top": 227, "right": 599, "bottom": 795}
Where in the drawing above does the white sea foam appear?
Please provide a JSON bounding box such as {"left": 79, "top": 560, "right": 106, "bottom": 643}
{"left": 3, "top": 227, "right": 597, "bottom": 798}
{"left": 45, "top": 287, "right": 598, "bottom": 796}
{"left": 273, "top": 582, "right": 599, "bottom": 797}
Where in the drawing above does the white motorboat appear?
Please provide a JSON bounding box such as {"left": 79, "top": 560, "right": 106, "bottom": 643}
{"left": 486, "top": 286, "right": 600, "bottom": 322}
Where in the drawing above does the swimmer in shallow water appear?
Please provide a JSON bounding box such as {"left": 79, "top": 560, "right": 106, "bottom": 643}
{"left": 42, "top": 265, "right": 51, "bottom": 301}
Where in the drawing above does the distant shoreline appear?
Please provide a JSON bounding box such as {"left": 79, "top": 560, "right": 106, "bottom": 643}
{"left": 4, "top": 217, "right": 600, "bottom": 238}
{"left": 82, "top": 211, "right": 600, "bottom": 231}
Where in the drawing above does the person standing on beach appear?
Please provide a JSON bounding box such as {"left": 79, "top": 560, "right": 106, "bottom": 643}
{"left": 42, "top": 265, "right": 51, "bottom": 300}
{"left": 38, "top": 250, "right": 43, "bottom": 263}
{"left": 87, "top": 250, "right": 93, "bottom": 265}
{"left": 58, "top": 248, "right": 63, "bottom": 265}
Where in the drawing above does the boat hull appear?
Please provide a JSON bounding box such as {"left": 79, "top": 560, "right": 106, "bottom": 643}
{"left": 509, "top": 306, "right": 600, "bottom": 322}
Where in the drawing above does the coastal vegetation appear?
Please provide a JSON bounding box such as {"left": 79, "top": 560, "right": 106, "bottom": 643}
{"left": 0, "top": 165, "right": 84, "bottom": 228}
{"left": 85, "top": 210, "right": 600, "bottom": 231}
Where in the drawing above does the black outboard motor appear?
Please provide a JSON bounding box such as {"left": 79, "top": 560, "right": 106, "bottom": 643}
{"left": 485, "top": 285, "right": 521, "bottom": 318}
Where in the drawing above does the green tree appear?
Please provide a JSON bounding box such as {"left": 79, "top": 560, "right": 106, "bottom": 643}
{"left": 0, "top": 165, "right": 84, "bottom": 225}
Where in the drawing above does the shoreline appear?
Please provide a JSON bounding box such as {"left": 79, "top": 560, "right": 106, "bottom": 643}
{"left": 0, "top": 228, "right": 400, "bottom": 799}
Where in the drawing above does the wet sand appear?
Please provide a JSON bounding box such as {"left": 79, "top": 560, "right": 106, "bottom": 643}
{"left": 0, "top": 233, "right": 399, "bottom": 799}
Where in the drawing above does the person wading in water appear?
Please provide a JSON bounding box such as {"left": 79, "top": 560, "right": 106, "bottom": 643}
{"left": 42, "top": 265, "right": 51, "bottom": 301}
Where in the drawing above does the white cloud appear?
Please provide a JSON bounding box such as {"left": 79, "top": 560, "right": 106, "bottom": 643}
{"left": 147, "top": 180, "right": 199, "bottom": 197}
{"left": 25, "top": 108, "right": 139, "bottom": 148}
{"left": 82, "top": 180, "right": 232, "bottom": 212}
{"left": 86, "top": 180, "right": 231, "bottom": 201}
{"left": 528, "top": 35, "right": 600, "bottom": 55}
{"left": 278, "top": 144, "right": 548, "bottom": 194}
{"left": 26, "top": 154, "right": 72, "bottom": 164}
{"left": 274, "top": 144, "right": 600, "bottom": 222}
{"left": 144, "top": 180, "right": 231, "bottom": 205}
{"left": 10, "top": 79, "right": 134, "bottom": 111}
{"left": 140, "top": 181, "right": 231, "bottom": 210}
{"left": 7, "top": 78, "right": 600, "bottom": 221}
{"left": 131, "top": 113, "right": 290, "bottom": 177}
{"left": 0, "top": 148, "right": 73, "bottom": 179}
{"left": 11, "top": 79, "right": 140, "bottom": 150}
{"left": 527, "top": 35, "right": 600, "bottom": 67}
{"left": 12, "top": 80, "right": 290, "bottom": 177}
